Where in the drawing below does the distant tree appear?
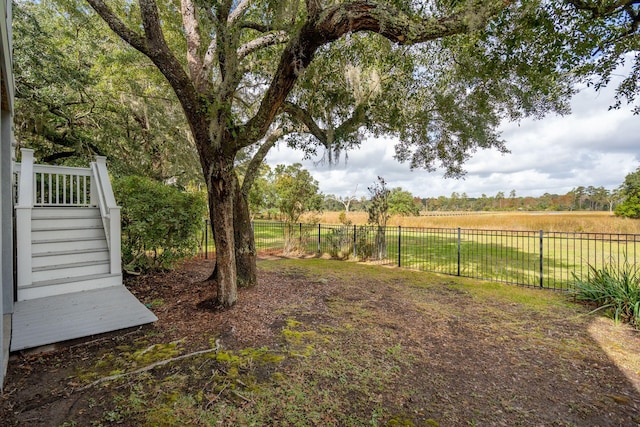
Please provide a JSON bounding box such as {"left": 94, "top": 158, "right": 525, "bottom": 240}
{"left": 436, "top": 196, "right": 448, "bottom": 211}
{"left": 271, "top": 163, "right": 322, "bottom": 253}
{"left": 571, "top": 186, "right": 588, "bottom": 210}
{"left": 246, "top": 164, "right": 277, "bottom": 220}
{"left": 388, "top": 187, "right": 420, "bottom": 216}
{"left": 325, "top": 185, "right": 359, "bottom": 213}
{"left": 460, "top": 192, "right": 469, "bottom": 211}
{"left": 495, "top": 191, "right": 505, "bottom": 210}
{"left": 274, "top": 164, "right": 323, "bottom": 225}
{"left": 322, "top": 195, "right": 344, "bottom": 212}
{"left": 450, "top": 192, "right": 461, "bottom": 211}
{"left": 367, "top": 177, "right": 390, "bottom": 260}
{"left": 607, "top": 188, "right": 623, "bottom": 213}
{"left": 615, "top": 167, "right": 640, "bottom": 218}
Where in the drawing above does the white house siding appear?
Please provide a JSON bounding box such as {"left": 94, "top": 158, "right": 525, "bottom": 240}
{"left": 0, "top": 0, "right": 14, "bottom": 390}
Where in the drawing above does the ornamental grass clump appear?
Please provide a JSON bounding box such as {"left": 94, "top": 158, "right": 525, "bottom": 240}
{"left": 573, "top": 259, "right": 640, "bottom": 328}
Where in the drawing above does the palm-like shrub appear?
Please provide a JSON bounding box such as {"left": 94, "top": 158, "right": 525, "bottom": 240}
{"left": 573, "top": 259, "right": 640, "bottom": 328}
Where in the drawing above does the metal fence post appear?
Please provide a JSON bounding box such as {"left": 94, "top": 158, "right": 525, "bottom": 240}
{"left": 457, "top": 227, "right": 461, "bottom": 276}
{"left": 539, "top": 230, "right": 544, "bottom": 288}
{"left": 353, "top": 224, "right": 357, "bottom": 259}
{"left": 317, "top": 223, "right": 321, "bottom": 254}
{"left": 398, "top": 226, "right": 402, "bottom": 267}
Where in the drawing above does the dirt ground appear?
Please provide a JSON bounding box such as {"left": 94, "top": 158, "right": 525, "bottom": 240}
{"left": 1, "top": 257, "right": 640, "bottom": 426}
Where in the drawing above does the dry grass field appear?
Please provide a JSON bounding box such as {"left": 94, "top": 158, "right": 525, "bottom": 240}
{"left": 306, "top": 211, "right": 640, "bottom": 234}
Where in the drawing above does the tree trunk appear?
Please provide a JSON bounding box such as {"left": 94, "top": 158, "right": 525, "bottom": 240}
{"left": 233, "top": 175, "right": 257, "bottom": 288}
{"left": 208, "top": 162, "right": 237, "bottom": 308}
{"left": 208, "top": 175, "right": 257, "bottom": 290}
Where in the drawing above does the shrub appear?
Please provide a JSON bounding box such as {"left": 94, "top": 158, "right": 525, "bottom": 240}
{"left": 355, "top": 226, "right": 375, "bottom": 260}
{"left": 113, "top": 176, "right": 207, "bottom": 272}
{"left": 572, "top": 258, "right": 640, "bottom": 328}
{"left": 327, "top": 226, "right": 353, "bottom": 260}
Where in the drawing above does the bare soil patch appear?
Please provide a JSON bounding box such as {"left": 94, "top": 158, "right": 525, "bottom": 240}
{"left": 1, "top": 258, "right": 639, "bottom": 426}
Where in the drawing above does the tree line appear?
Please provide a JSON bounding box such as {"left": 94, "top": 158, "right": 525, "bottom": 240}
{"left": 421, "top": 187, "right": 619, "bottom": 213}
{"left": 247, "top": 165, "right": 624, "bottom": 216}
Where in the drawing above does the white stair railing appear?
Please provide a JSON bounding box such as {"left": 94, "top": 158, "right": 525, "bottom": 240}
{"left": 90, "top": 157, "right": 121, "bottom": 275}
{"left": 32, "top": 164, "right": 92, "bottom": 207}
{"left": 15, "top": 149, "right": 122, "bottom": 290}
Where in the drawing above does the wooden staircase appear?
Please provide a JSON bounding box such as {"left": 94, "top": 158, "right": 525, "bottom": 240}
{"left": 20, "top": 206, "right": 121, "bottom": 300}
{"left": 14, "top": 149, "right": 123, "bottom": 301}
{"left": 11, "top": 149, "right": 156, "bottom": 352}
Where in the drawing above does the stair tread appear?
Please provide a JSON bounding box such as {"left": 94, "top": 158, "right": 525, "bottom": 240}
{"left": 32, "top": 225, "right": 103, "bottom": 231}
{"left": 33, "top": 259, "right": 109, "bottom": 272}
{"left": 32, "top": 209, "right": 101, "bottom": 219}
{"left": 33, "top": 236, "right": 107, "bottom": 244}
{"left": 32, "top": 248, "right": 108, "bottom": 258}
{"left": 33, "top": 208, "right": 100, "bottom": 212}
{"left": 32, "top": 216, "right": 101, "bottom": 218}
{"left": 23, "top": 273, "right": 121, "bottom": 289}
{"left": 31, "top": 216, "right": 101, "bottom": 221}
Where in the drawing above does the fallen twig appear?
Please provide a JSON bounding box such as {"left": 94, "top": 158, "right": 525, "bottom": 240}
{"left": 231, "top": 390, "right": 252, "bottom": 403}
{"left": 76, "top": 340, "right": 221, "bottom": 392}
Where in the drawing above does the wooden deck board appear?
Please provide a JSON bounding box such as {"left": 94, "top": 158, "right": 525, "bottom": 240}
{"left": 11, "top": 286, "right": 157, "bottom": 351}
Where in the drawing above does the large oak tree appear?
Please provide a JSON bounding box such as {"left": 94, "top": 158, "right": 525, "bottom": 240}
{"left": 84, "top": 0, "right": 587, "bottom": 307}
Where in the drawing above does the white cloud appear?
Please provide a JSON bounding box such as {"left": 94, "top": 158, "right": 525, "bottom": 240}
{"left": 265, "top": 76, "right": 640, "bottom": 199}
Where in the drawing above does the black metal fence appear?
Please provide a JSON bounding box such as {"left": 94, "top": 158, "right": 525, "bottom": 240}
{"left": 199, "top": 220, "right": 640, "bottom": 291}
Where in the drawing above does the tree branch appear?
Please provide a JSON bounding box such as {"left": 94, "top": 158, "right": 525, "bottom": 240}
{"left": 334, "top": 103, "right": 367, "bottom": 142}
{"left": 282, "top": 102, "right": 327, "bottom": 145}
{"left": 228, "top": 0, "right": 251, "bottom": 25}
{"left": 181, "top": 0, "right": 203, "bottom": 81}
{"left": 139, "top": 0, "right": 171, "bottom": 53}
{"left": 305, "top": 0, "right": 322, "bottom": 20}
{"left": 85, "top": 0, "right": 149, "bottom": 54}
{"left": 89, "top": 0, "right": 211, "bottom": 167}
{"left": 76, "top": 342, "right": 221, "bottom": 392}
{"left": 237, "top": 31, "right": 289, "bottom": 59}
{"left": 566, "top": 0, "right": 640, "bottom": 18}
{"left": 241, "top": 128, "right": 284, "bottom": 196}
{"left": 237, "top": 1, "right": 508, "bottom": 150}
{"left": 199, "top": 36, "right": 218, "bottom": 91}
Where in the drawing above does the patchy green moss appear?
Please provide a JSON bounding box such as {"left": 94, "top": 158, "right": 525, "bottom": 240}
{"left": 271, "top": 372, "right": 286, "bottom": 382}
{"left": 286, "top": 318, "right": 303, "bottom": 328}
{"left": 282, "top": 328, "right": 318, "bottom": 345}
{"left": 131, "top": 342, "right": 182, "bottom": 366}
{"left": 212, "top": 346, "right": 285, "bottom": 368}
{"left": 386, "top": 416, "right": 417, "bottom": 426}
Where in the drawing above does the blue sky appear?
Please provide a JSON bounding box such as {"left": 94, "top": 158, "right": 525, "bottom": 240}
{"left": 265, "top": 73, "right": 640, "bottom": 199}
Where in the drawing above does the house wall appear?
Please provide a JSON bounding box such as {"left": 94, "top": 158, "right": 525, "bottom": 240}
{"left": 2, "top": 110, "right": 11, "bottom": 314}
{"left": 0, "top": 0, "right": 13, "bottom": 390}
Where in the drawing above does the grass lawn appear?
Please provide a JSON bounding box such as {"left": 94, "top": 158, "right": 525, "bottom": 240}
{"left": 2, "top": 258, "right": 639, "bottom": 426}
{"left": 267, "top": 224, "right": 639, "bottom": 289}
